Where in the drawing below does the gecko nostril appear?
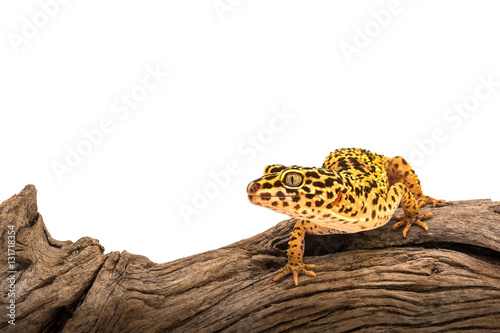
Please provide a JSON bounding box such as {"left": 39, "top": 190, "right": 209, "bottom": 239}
{"left": 248, "top": 182, "right": 261, "bottom": 193}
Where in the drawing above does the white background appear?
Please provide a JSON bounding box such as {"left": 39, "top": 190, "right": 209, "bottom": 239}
{"left": 1, "top": 1, "right": 499, "bottom": 263}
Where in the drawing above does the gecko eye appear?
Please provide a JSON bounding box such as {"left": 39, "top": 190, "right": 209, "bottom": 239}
{"left": 281, "top": 170, "right": 305, "bottom": 189}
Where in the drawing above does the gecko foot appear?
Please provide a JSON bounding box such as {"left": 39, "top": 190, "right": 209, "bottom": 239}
{"left": 273, "top": 262, "right": 316, "bottom": 286}
{"left": 417, "top": 196, "right": 446, "bottom": 208}
{"left": 392, "top": 212, "right": 433, "bottom": 238}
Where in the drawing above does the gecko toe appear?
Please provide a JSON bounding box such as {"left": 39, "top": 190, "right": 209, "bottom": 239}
{"left": 393, "top": 215, "right": 429, "bottom": 238}
{"left": 274, "top": 263, "right": 316, "bottom": 286}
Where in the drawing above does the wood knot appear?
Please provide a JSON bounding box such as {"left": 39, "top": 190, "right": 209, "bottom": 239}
{"left": 431, "top": 263, "right": 444, "bottom": 275}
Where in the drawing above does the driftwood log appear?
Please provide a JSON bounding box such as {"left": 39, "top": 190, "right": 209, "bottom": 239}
{"left": 1, "top": 185, "right": 500, "bottom": 332}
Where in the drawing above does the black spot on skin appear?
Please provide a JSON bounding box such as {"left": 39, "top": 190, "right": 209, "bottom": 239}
{"left": 402, "top": 159, "right": 408, "bottom": 165}
{"left": 305, "top": 171, "right": 320, "bottom": 179}
{"left": 372, "top": 210, "right": 376, "bottom": 218}
{"left": 344, "top": 207, "right": 352, "bottom": 214}
{"left": 302, "top": 186, "right": 311, "bottom": 193}
{"left": 262, "top": 183, "right": 273, "bottom": 189}
{"left": 323, "top": 214, "right": 331, "bottom": 218}
{"left": 324, "top": 178, "right": 335, "bottom": 187}
{"left": 339, "top": 206, "right": 344, "bottom": 213}
{"left": 348, "top": 195, "right": 356, "bottom": 203}
{"left": 283, "top": 202, "right": 289, "bottom": 207}
{"left": 294, "top": 204, "right": 301, "bottom": 210}
{"left": 260, "top": 193, "right": 271, "bottom": 201}
{"left": 351, "top": 212, "right": 358, "bottom": 217}
{"left": 306, "top": 202, "right": 312, "bottom": 207}
{"left": 276, "top": 191, "right": 285, "bottom": 200}
{"left": 305, "top": 180, "right": 312, "bottom": 184}
{"left": 292, "top": 196, "right": 300, "bottom": 202}
{"left": 327, "top": 192, "right": 334, "bottom": 199}
{"left": 337, "top": 160, "right": 349, "bottom": 169}
{"left": 315, "top": 199, "right": 324, "bottom": 207}
{"left": 273, "top": 180, "right": 282, "bottom": 187}
{"left": 268, "top": 165, "right": 287, "bottom": 174}
{"left": 404, "top": 171, "right": 409, "bottom": 177}
{"left": 302, "top": 210, "right": 307, "bottom": 214}
{"left": 307, "top": 215, "right": 315, "bottom": 219}
{"left": 271, "top": 201, "right": 278, "bottom": 207}
{"left": 313, "top": 181, "right": 325, "bottom": 188}
{"left": 372, "top": 196, "right": 378, "bottom": 205}
{"left": 326, "top": 203, "right": 333, "bottom": 209}
{"left": 305, "top": 194, "right": 315, "bottom": 199}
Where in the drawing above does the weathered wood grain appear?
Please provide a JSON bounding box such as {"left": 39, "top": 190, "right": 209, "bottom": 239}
{"left": 1, "top": 185, "right": 499, "bottom": 332}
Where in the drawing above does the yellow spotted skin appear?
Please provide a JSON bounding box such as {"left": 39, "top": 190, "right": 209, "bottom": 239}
{"left": 247, "top": 148, "right": 445, "bottom": 285}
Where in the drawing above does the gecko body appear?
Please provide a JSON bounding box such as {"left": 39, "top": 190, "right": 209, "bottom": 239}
{"left": 247, "top": 148, "right": 445, "bottom": 285}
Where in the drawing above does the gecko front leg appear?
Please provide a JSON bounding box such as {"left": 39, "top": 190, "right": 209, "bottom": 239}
{"left": 387, "top": 183, "right": 433, "bottom": 237}
{"left": 274, "top": 220, "right": 343, "bottom": 285}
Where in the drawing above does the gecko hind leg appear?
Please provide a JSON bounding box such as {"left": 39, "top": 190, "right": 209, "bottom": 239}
{"left": 386, "top": 156, "right": 445, "bottom": 209}
{"left": 416, "top": 195, "right": 446, "bottom": 208}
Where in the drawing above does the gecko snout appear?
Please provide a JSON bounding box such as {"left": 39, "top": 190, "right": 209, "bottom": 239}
{"left": 247, "top": 182, "right": 261, "bottom": 194}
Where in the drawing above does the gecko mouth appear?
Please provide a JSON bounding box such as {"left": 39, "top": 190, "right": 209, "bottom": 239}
{"left": 247, "top": 193, "right": 299, "bottom": 203}
{"left": 247, "top": 181, "right": 300, "bottom": 203}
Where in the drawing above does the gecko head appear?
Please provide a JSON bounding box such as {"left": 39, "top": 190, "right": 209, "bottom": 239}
{"left": 247, "top": 164, "right": 345, "bottom": 220}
